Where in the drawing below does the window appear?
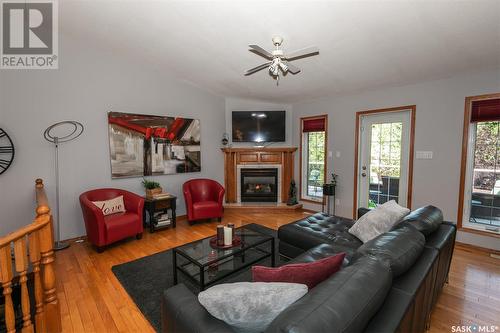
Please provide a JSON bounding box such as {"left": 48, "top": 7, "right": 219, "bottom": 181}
{"left": 368, "top": 121, "right": 403, "bottom": 208}
{"left": 300, "top": 115, "right": 327, "bottom": 202}
{"left": 459, "top": 95, "right": 500, "bottom": 234}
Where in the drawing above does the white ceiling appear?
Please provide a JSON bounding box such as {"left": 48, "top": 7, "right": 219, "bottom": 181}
{"left": 61, "top": 0, "right": 500, "bottom": 103}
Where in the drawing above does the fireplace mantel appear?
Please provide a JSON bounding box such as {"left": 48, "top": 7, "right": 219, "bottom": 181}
{"left": 221, "top": 147, "right": 297, "bottom": 203}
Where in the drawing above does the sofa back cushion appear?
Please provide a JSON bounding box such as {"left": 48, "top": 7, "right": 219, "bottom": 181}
{"left": 356, "top": 226, "right": 425, "bottom": 277}
{"left": 265, "top": 256, "right": 392, "bottom": 333}
{"left": 395, "top": 205, "right": 443, "bottom": 236}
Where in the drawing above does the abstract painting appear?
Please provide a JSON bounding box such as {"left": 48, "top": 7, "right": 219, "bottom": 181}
{"left": 108, "top": 112, "right": 201, "bottom": 178}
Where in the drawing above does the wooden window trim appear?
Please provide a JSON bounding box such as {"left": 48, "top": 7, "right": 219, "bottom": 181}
{"left": 299, "top": 115, "right": 328, "bottom": 204}
{"left": 457, "top": 92, "right": 500, "bottom": 235}
{"left": 352, "top": 105, "right": 416, "bottom": 218}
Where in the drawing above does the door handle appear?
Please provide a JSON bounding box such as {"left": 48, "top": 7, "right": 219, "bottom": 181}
{"left": 361, "top": 172, "right": 366, "bottom": 177}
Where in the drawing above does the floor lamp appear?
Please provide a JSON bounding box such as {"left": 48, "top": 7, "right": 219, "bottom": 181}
{"left": 43, "top": 121, "right": 84, "bottom": 251}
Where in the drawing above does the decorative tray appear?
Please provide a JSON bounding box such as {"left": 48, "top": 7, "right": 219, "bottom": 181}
{"left": 209, "top": 236, "right": 242, "bottom": 249}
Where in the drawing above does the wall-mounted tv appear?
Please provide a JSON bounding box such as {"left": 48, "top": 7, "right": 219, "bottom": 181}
{"left": 232, "top": 111, "right": 286, "bottom": 143}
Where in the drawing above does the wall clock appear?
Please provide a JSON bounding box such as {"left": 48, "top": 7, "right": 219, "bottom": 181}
{"left": 0, "top": 128, "right": 15, "bottom": 175}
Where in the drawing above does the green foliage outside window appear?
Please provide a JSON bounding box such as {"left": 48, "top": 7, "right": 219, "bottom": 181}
{"left": 370, "top": 122, "right": 402, "bottom": 178}
{"left": 473, "top": 121, "right": 500, "bottom": 192}
{"left": 307, "top": 131, "right": 325, "bottom": 197}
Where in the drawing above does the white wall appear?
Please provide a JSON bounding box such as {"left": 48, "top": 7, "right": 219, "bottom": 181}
{"left": 0, "top": 33, "right": 226, "bottom": 239}
{"left": 225, "top": 97, "right": 293, "bottom": 147}
{"left": 292, "top": 69, "right": 500, "bottom": 250}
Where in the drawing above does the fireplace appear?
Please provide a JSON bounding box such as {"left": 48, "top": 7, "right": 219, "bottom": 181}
{"left": 240, "top": 168, "right": 278, "bottom": 202}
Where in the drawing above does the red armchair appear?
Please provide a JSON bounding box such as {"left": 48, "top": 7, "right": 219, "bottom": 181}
{"left": 79, "top": 188, "right": 144, "bottom": 252}
{"left": 183, "top": 179, "right": 225, "bottom": 224}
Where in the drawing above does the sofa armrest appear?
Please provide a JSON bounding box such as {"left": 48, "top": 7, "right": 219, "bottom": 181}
{"left": 442, "top": 221, "right": 457, "bottom": 228}
{"left": 161, "top": 284, "right": 234, "bottom": 333}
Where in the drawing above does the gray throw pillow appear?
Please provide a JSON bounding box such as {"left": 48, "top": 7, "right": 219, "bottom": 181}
{"left": 349, "top": 200, "right": 410, "bottom": 243}
{"left": 198, "top": 282, "right": 308, "bottom": 333}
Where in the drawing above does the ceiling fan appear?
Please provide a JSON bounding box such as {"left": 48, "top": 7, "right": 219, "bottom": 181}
{"left": 245, "top": 36, "right": 319, "bottom": 84}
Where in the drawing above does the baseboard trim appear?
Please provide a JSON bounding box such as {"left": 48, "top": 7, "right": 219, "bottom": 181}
{"left": 458, "top": 227, "right": 500, "bottom": 239}
{"left": 455, "top": 241, "right": 500, "bottom": 256}
{"left": 61, "top": 214, "right": 188, "bottom": 243}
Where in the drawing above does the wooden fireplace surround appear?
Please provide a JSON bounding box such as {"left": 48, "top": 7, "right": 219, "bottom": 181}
{"left": 221, "top": 147, "right": 297, "bottom": 204}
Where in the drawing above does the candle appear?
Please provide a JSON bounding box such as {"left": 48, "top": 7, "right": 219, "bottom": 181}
{"left": 217, "top": 225, "right": 225, "bottom": 246}
{"left": 227, "top": 223, "right": 235, "bottom": 239}
{"left": 224, "top": 226, "right": 233, "bottom": 246}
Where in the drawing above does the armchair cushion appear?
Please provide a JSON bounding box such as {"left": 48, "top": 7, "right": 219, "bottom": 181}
{"left": 104, "top": 212, "right": 142, "bottom": 244}
{"left": 192, "top": 201, "right": 220, "bottom": 215}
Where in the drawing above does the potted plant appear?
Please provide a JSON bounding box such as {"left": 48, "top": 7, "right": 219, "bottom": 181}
{"left": 142, "top": 178, "right": 162, "bottom": 198}
{"left": 323, "top": 173, "right": 338, "bottom": 196}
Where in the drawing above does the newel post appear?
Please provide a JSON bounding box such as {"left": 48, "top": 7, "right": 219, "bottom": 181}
{"left": 35, "top": 179, "right": 62, "bottom": 333}
{"left": 39, "top": 218, "right": 61, "bottom": 333}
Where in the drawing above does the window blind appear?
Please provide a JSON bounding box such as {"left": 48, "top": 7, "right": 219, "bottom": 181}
{"left": 303, "top": 118, "right": 326, "bottom": 132}
{"left": 471, "top": 98, "right": 500, "bottom": 122}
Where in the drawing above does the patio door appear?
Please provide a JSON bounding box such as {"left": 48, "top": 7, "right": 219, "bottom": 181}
{"left": 356, "top": 108, "right": 414, "bottom": 211}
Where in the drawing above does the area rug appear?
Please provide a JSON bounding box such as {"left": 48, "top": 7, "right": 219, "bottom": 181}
{"left": 111, "top": 223, "right": 286, "bottom": 332}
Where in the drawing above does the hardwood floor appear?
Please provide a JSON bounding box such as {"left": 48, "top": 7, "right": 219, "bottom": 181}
{"left": 54, "top": 209, "right": 500, "bottom": 333}
{"left": 428, "top": 243, "right": 500, "bottom": 333}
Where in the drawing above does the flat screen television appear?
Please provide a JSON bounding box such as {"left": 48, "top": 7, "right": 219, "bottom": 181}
{"left": 232, "top": 111, "right": 286, "bottom": 143}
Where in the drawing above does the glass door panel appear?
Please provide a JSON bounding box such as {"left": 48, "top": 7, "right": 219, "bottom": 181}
{"left": 368, "top": 122, "right": 402, "bottom": 207}
{"left": 358, "top": 110, "right": 411, "bottom": 209}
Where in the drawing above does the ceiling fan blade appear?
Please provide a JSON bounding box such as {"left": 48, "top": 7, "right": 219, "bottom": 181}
{"left": 286, "top": 62, "right": 301, "bottom": 74}
{"left": 249, "top": 45, "right": 274, "bottom": 59}
{"left": 285, "top": 46, "right": 319, "bottom": 60}
{"left": 245, "top": 62, "right": 271, "bottom": 75}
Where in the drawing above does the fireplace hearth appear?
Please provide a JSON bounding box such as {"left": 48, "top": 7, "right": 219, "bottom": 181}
{"left": 240, "top": 168, "right": 278, "bottom": 202}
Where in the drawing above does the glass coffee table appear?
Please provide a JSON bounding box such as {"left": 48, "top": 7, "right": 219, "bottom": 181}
{"left": 172, "top": 226, "right": 275, "bottom": 290}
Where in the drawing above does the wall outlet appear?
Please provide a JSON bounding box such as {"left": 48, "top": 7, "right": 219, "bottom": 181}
{"left": 335, "top": 151, "right": 341, "bottom": 158}
{"left": 416, "top": 151, "right": 433, "bottom": 159}
{"left": 328, "top": 151, "right": 333, "bottom": 158}
{"left": 335, "top": 198, "right": 340, "bottom": 205}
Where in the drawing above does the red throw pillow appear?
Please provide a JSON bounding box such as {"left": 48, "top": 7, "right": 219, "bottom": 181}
{"left": 252, "top": 252, "right": 346, "bottom": 289}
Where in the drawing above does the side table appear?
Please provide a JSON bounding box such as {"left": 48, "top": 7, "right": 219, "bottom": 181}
{"left": 143, "top": 195, "right": 177, "bottom": 232}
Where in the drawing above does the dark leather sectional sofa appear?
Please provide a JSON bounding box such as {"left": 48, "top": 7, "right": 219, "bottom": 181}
{"left": 162, "top": 205, "right": 456, "bottom": 333}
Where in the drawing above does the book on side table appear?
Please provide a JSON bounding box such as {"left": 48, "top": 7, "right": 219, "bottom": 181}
{"left": 143, "top": 194, "right": 177, "bottom": 232}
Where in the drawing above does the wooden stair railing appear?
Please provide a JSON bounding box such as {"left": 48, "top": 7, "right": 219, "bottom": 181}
{"left": 0, "top": 179, "right": 62, "bottom": 333}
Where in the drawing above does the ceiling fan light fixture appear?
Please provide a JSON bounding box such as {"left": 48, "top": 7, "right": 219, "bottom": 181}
{"left": 279, "top": 61, "right": 288, "bottom": 73}
{"left": 269, "top": 63, "right": 279, "bottom": 76}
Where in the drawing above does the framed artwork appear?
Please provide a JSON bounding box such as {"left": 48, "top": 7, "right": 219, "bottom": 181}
{"left": 108, "top": 112, "right": 201, "bottom": 178}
